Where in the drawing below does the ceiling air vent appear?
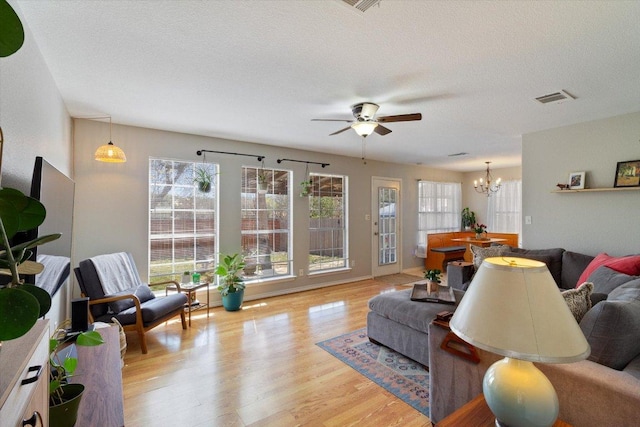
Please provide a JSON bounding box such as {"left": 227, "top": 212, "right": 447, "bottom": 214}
{"left": 535, "top": 90, "right": 576, "bottom": 105}
{"left": 341, "top": 0, "right": 381, "bottom": 13}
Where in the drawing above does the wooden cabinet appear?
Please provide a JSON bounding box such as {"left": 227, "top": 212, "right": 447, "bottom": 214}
{"left": 0, "top": 320, "right": 50, "bottom": 427}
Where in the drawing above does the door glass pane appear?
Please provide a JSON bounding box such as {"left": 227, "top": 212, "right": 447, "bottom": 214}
{"left": 378, "top": 187, "right": 397, "bottom": 266}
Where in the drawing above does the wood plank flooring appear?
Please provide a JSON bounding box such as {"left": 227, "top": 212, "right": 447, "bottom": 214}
{"left": 121, "top": 278, "right": 432, "bottom": 426}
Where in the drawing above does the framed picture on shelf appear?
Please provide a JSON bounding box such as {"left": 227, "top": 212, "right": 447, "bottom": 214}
{"left": 569, "top": 171, "right": 585, "bottom": 190}
{"left": 614, "top": 160, "right": 640, "bottom": 188}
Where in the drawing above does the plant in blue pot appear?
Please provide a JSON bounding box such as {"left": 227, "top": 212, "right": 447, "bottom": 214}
{"left": 215, "top": 253, "right": 246, "bottom": 311}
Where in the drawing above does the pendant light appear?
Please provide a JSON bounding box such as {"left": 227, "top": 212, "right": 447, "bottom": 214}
{"left": 94, "top": 116, "right": 126, "bottom": 163}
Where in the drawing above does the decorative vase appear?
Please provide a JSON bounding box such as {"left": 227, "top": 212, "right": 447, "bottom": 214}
{"left": 181, "top": 273, "right": 191, "bottom": 284}
{"left": 222, "top": 289, "right": 244, "bottom": 311}
{"left": 428, "top": 280, "right": 439, "bottom": 293}
{"left": 475, "top": 232, "right": 483, "bottom": 239}
{"left": 49, "top": 383, "right": 85, "bottom": 427}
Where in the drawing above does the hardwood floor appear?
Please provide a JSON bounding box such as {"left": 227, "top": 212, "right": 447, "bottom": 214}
{"left": 121, "top": 279, "right": 432, "bottom": 426}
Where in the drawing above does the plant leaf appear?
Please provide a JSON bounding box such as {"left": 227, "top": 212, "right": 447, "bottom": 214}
{"left": 0, "top": 287, "right": 39, "bottom": 340}
{"left": 76, "top": 330, "right": 105, "bottom": 346}
{"left": 0, "top": 0, "right": 25, "bottom": 57}
{"left": 62, "top": 357, "right": 78, "bottom": 375}
{"left": 18, "top": 283, "right": 51, "bottom": 317}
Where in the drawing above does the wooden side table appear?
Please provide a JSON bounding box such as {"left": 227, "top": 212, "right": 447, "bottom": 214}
{"left": 166, "top": 281, "right": 210, "bottom": 326}
{"left": 435, "top": 394, "right": 572, "bottom": 427}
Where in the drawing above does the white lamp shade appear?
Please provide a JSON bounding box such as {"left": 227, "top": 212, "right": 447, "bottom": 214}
{"left": 351, "top": 121, "right": 378, "bottom": 137}
{"left": 450, "top": 257, "right": 590, "bottom": 363}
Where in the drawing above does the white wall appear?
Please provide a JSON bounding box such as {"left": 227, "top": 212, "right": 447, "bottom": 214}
{"left": 1, "top": 0, "right": 72, "bottom": 329}
{"left": 72, "top": 119, "right": 463, "bottom": 302}
{"left": 522, "top": 111, "right": 640, "bottom": 255}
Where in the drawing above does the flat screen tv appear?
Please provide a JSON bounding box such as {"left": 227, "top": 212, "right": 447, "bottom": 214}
{"left": 27, "top": 157, "right": 75, "bottom": 296}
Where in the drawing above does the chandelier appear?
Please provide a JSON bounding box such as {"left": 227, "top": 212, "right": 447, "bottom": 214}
{"left": 474, "top": 161, "right": 501, "bottom": 196}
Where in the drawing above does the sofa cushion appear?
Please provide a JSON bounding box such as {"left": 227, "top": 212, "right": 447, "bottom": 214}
{"left": 561, "top": 251, "right": 594, "bottom": 290}
{"left": 580, "top": 279, "right": 640, "bottom": 370}
{"left": 577, "top": 253, "right": 640, "bottom": 287}
{"left": 470, "top": 244, "right": 509, "bottom": 270}
{"left": 508, "top": 247, "right": 565, "bottom": 287}
{"left": 587, "top": 266, "right": 639, "bottom": 295}
{"left": 562, "top": 282, "right": 593, "bottom": 323}
{"left": 106, "top": 284, "right": 156, "bottom": 313}
{"left": 113, "top": 292, "right": 187, "bottom": 325}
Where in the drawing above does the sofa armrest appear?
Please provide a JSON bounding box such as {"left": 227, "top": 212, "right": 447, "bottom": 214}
{"left": 428, "top": 322, "right": 640, "bottom": 426}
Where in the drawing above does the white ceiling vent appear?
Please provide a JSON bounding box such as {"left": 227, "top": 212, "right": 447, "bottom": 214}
{"left": 341, "top": 0, "right": 381, "bottom": 13}
{"left": 535, "top": 90, "right": 576, "bottom": 105}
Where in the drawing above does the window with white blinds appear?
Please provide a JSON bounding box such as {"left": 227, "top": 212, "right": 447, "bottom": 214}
{"left": 487, "top": 179, "right": 522, "bottom": 245}
{"left": 149, "top": 159, "right": 218, "bottom": 285}
{"left": 416, "top": 181, "right": 461, "bottom": 254}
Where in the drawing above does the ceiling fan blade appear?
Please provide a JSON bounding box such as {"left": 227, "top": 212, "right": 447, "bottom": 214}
{"left": 377, "top": 113, "right": 422, "bottom": 123}
{"left": 330, "top": 126, "right": 352, "bottom": 136}
{"left": 374, "top": 125, "right": 392, "bottom": 136}
{"left": 311, "top": 118, "right": 353, "bottom": 123}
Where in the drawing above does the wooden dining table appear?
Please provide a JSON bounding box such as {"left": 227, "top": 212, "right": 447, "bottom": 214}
{"left": 451, "top": 237, "right": 507, "bottom": 262}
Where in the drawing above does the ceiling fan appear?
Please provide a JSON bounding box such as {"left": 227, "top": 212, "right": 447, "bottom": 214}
{"left": 312, "top": 102, "right": 422, "bottom": 137}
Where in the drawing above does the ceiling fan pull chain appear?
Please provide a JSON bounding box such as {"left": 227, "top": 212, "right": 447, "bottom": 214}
{"left": 361, "top": 137, "right": 367, "bottom": 164}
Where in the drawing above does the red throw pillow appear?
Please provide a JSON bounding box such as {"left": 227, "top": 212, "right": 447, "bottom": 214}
{"left": 577, "top": 253, "right": 640, "bottom": 287}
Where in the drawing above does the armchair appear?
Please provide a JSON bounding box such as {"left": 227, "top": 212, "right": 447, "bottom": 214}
{"left": 74, "top": 252, "right": 187, "bottom": 354}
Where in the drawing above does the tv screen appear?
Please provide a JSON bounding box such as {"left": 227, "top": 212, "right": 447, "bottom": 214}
{"left": 29, "top": 157, "right": 75, "bottom": 296}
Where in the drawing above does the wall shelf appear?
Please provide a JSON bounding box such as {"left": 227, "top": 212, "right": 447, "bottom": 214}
{"left": 552, "top": 187, "right": 640, "bottom": 193}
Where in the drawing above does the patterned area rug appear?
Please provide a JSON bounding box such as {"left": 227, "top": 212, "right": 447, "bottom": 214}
{"left": 374, "top": 273, "right": 423, "bottom": 286}
{"left": 316, "top": 328, "right": 430, "bottom": 417}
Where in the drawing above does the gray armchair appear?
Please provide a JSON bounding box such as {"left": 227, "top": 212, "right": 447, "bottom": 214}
{"left": 74, "top": 252, "right": 187, "bottom": 354}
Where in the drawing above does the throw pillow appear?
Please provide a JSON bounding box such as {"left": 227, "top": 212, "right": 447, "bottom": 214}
{"left": 608, "top": 278, "right": 640, "bottom": 303}
{"left": 107, "top": 284, "right": 156, "bottom": 313}
{"left": 507, "top": 247, "right": 565, "bottom": 287}
{"left": 470, "top": 244, "right": 509, "bottom": 270}
{"left": 562, "top": 282, "right": 593, "bottom": 323}
{"left": 580, "top": 298, "right": 640, "bottom": 370}
{"left": 577, "top": 253, "right": 640, "bottom": 287}
{"left": 587, "top": 266, "right": 639, "bottom": 294}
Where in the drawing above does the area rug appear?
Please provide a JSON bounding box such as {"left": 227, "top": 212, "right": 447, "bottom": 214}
{"left": 316, "top": 328, "right": 430, "bottom": 417}
{"left": 374, "top": 273, "right": 423, "bottom": 286}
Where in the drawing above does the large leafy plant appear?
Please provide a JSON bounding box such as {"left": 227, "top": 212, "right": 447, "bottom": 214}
{"left": 215, "top": 253, "right": 246, "bottom": 296}
{"left": 0, "top": 187, "right": 61, "bottom": 341}
{"left": 49, "top": 320, "right": 104, "bottom": 405}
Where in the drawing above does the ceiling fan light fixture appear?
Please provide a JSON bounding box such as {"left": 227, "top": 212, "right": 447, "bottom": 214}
{"left": 351, "top": 121, "right": 378, "bottom": 137}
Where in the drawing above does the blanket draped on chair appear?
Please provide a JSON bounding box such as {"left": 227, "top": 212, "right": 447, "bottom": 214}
{"left": 90, "top": 252, "right": 141, "bottom": 294}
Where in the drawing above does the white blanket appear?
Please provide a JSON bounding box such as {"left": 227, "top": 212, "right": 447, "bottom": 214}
{"left": 36, "top": 254, "right": 70, "bottom": 295}
{"left": 90, "top": 252, "right": 141, "bottom": 295}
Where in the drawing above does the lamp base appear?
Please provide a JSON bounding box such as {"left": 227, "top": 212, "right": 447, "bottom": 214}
{"left": 483, "top": 357, "right": 559, "bottom": 427}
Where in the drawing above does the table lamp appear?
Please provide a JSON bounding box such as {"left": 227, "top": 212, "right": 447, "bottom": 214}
{"left": 449, "top": 257, "right": 590, "bottom": 427}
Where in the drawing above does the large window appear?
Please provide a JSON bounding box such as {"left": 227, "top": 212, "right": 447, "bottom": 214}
{"left": 417, "top": 181, "right": 461, "bottom": 253}
{"left": 488, "top": 180, "right": 522, "bottom": 245}
{"left": 309, "top": 173, "right": 348, "bottom": 273}
{"left": 149, "top": 159, "right": 217, "bottom": 285}
{"left": 241, "top": 166, "right": 291, "bottom": 280}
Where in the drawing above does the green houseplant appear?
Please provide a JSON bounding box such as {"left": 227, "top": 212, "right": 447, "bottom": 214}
{"left": 257, "top": 170, "right": 269, "bottom": 193}
{"left": 49, "top": 320, "right": 104, "bottom": 427}
{"left": 194, "top": 167, "right": 212, "bottom": 193}
{"left": 461, "top": 207, "right": 476, "bottom": 230}
{"left": 0, "top": 187, "right": 61, "bottom": 341}
{"left": 215, "top": 253, "right": 246, "bottom": 311}
{"left": 299, "top": 179, "right": 312, "bottom": 197}
{"left": 424, "top": 269, "right": 442, "bottom": 293}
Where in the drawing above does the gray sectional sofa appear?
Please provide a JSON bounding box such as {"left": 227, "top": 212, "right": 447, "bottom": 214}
{"left": 367, "top": 246, "right": 640, "bottom": 426}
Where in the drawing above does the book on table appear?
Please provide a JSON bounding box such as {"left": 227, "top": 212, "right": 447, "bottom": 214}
{"left": 410, "top": 282, "right": 456, "bottom": 304}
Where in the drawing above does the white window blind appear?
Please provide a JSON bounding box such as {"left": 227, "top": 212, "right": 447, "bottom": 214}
{"left": 416, "top": 181, "right": 461, "bottom": 256}
{"left": 487, "top": 180, "right": 522, "bottom": 245}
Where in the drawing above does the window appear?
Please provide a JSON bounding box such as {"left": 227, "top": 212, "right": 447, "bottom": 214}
{"left": 241, "top": 166, "right": 291, "bottom": 280}
{"left": 488, "top": 180, "right": 522, "bottom": 245}
{"left": 309, "top": 173, "right": 348, "bottom": 273}
{"left": 416, "top": 181, "right": 461, "bottom": 253}
{"left": 149, "top": 159, "right": 217, "bottom": 285}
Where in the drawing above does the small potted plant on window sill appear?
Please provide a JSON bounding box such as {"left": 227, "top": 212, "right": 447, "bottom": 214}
{"left": 215, "top": 253, "right": 246, "bottom": 311}
{"left": 424, "top": 269, "right": 442, "bottom": 293}
{"left": 194, "top": 167, "right": 212, "bottom": 193}
{"left": 49, "top": 320, "right": 104, "bottom": 427}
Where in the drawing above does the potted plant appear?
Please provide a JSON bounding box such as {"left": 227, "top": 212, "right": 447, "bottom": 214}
{"left": 49, "top": 320, "right": 104, "bottom": 427}
{"left": 461, "top": 207, "right": 476, "bottom": 231}
{"left": 473, "top": 223, "right": 487, "bottom": 239}
{"left": 181, "top": 271, "right": 191, "bottom": 284}
{"left": 299, "top": 179, "right": 312, "bottom": 197}
{"left": 194, "top": 167, "right": 212, "bottom": 193}
{"left": 257, "top": 171, "right": 269, "bottom": 194}
{"left": 0, "top": 187, "right": 61, "bottom": 342}
{"left": 424, "top": 269, "right": 442, "bottom": 293}
{"left": 215, "top": 253, "right": 246, "bottom": 311}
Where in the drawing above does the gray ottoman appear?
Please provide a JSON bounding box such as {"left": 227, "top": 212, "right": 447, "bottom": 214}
{"left": 367, "top": 289, "right": 454, "bottom": 367}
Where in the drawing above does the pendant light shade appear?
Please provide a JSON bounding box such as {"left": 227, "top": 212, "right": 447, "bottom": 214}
{"left": 95, "top": 117, "right": 126, "bottom": 162}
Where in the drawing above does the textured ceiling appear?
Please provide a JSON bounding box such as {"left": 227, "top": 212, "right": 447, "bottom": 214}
{"left": 15, "top": 0, "right": 640, "bottom": 171}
